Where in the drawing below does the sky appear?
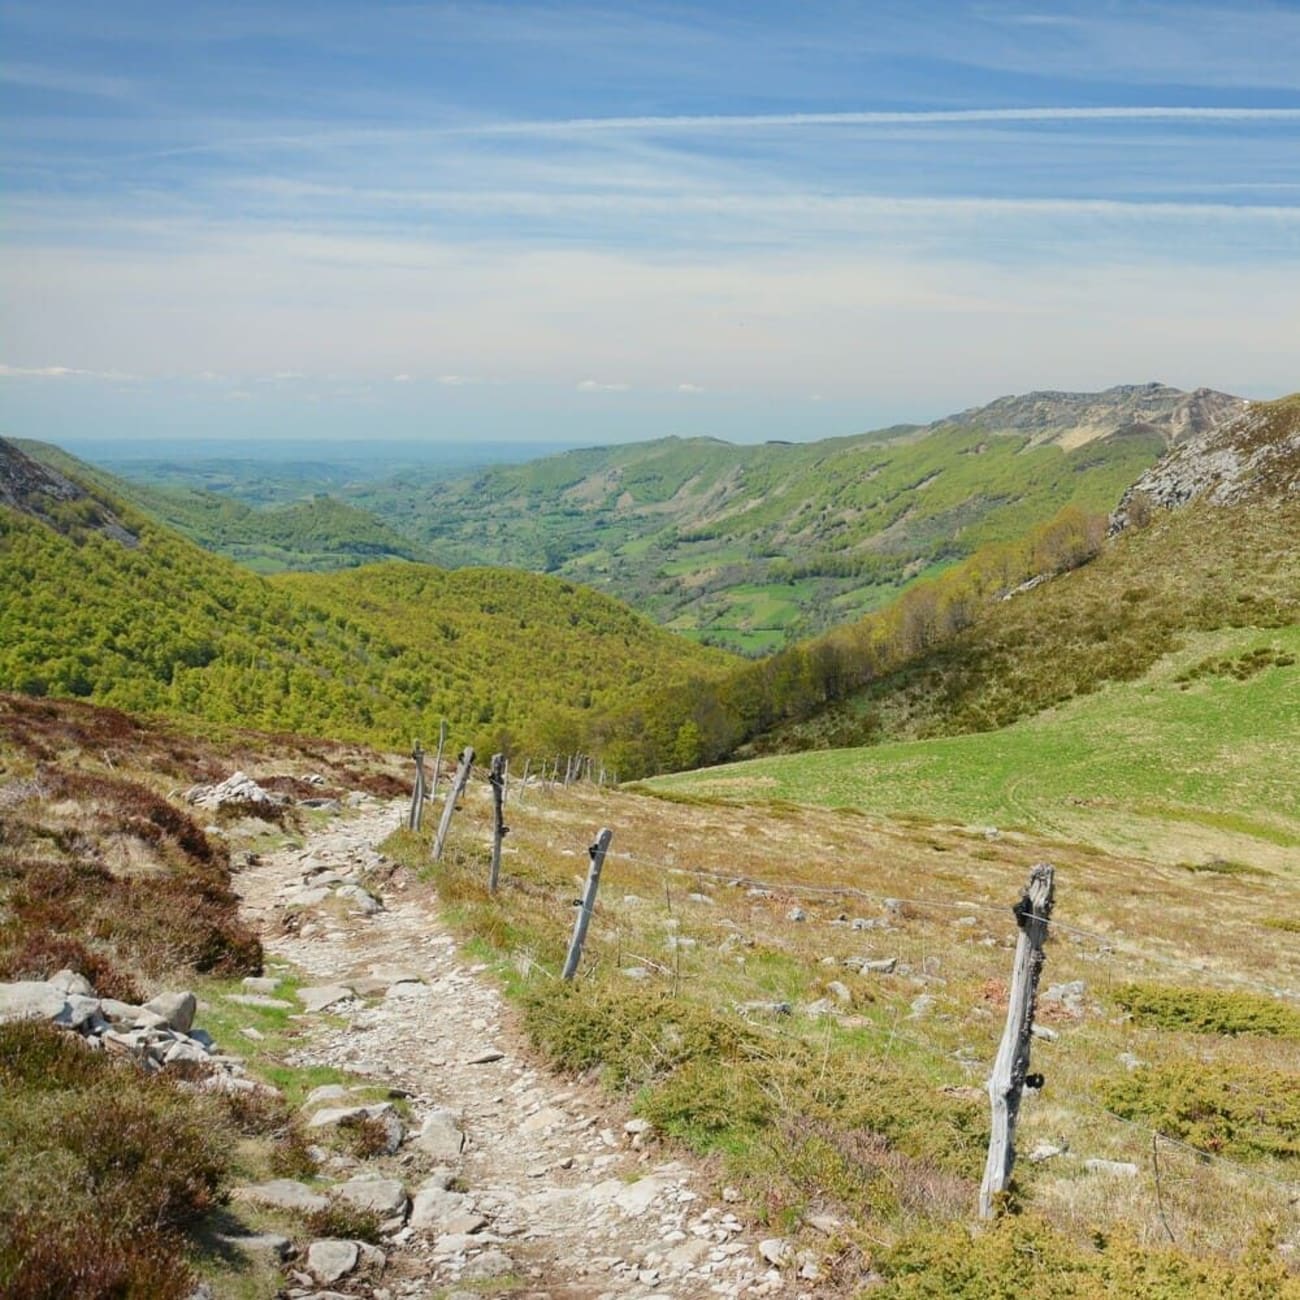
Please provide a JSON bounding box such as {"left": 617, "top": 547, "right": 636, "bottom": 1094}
{"left": 2, "top": 1, "right": 1299, "bottom": 447}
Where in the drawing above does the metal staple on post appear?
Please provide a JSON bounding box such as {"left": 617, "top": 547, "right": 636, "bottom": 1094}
{"left": 979, "top": 861, "right": 1055, "bottom": 1219}
{"left": 433, "top": 745, "right": 475, "bottom": 862}
{"left": 562, "top": 828, "right": 614, "bottom": 981}
{"left": 488, "top": 752, "right": 507, "bottom": 893}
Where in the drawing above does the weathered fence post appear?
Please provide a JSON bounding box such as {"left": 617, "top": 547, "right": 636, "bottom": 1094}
{"left": 516, "top": 758, "right": 532, "bottom": 808}
{"left": 488, "top": 753, "right": 507, "bottom": 893}
{"left": 431, "top": 718, "right": 448, "bottom": 795}
{"left": 408, "top": 741, "right": 426, "bottom": 831}
{"left": 561, "top": 828, "right": 614, "bottom": 981}
{"left": 433, "top": 746, "right": 475, "bottom": 862}
{"left": 980, "top": 862, "right": 1055, "bottom": 1219}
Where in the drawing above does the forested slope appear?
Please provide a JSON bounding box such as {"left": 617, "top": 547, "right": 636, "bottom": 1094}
{"left": 0, "top": 438, "right": 731, "bottom": 755}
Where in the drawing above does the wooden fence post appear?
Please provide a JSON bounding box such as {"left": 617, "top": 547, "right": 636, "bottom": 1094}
{"left": 433, "top": 746, "right": 475, "bottom": 862}
{"left": 562, "top": 828, "right": 614, "bottom": 981}
{"left": 516, "top": 758, "right": 532, "bottom": 808}
{"left": 979, "top": 862, "right": 1055, "bottom": 1219}
{"left": 408, "top": 741, "right": 426, "bottom": 831}
{"left": 431, "top": 718, "right": 449, "bottom": 795}
{"left": 488, "top": 753, "right": 507, "bottom": 893}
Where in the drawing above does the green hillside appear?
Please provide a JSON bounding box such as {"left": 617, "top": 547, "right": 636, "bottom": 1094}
{"left": 0, "top": 438, "right": 732, "bottom": 755}
{"left": 650, "top": 621, "right": 1300, "bottom": 867}
{"left": 346, "top": 419, "right": 1166, "bottom": 653}
{"left": 17, "top": 440, "right": 426, "bottom": 573}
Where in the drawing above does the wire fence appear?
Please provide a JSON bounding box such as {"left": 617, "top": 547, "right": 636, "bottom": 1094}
{"left": 412, "top": 756, "right": 1300, "bottom": 1211}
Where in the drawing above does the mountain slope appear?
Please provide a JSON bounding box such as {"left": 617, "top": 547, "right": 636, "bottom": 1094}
{"left": 0, "top": 437, "right": 731, "bottom": 754}
{"left": 347, "top": 385, "right": 1231, "bottom": 652}
{"left": 16, "top": 439, "right": 428, "bottom": 573}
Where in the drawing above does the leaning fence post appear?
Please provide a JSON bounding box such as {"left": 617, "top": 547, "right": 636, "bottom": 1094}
{"left": 516, "top": 758, "right": 532, "bottom": 808}
{"left": 562, "top": 828, "right": 614, "bottom": 981}
{"left": 431, "top": 718, "right": 448, "bottom": 795}
{"left": 433, "top": 746, "right": 475, "bottom": 862}
{"left": 488, "top": 753, "right": 507, "bottom": 893}
{"left": 980, "top": 862, "right": 1055, "bottom": 1219}
{"left": 408, "top": 741, "right": 426, "bottom": 831}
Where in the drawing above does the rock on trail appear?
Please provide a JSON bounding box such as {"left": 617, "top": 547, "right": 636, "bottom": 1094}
{"left": 236, "top": 800, "right": 796, "bottom": 1299}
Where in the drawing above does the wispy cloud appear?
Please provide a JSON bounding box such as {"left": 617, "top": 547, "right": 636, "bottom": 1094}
{"left": 0, "top": 61, "right": 135, "bottom": 100}
{"left": 460, "top": 106, "right": 1300, "bottom": 137}
{"left": 392, "top": 372, "right": 412, "bottom": 383}
{"left": 0, "top": 362, "right": 137, "bottom": 380}
{"left": 577, "top": 379, "right": 630, "bottom": 392}
{"left": 677, "top": 382, "right": 704, "bottom": 393}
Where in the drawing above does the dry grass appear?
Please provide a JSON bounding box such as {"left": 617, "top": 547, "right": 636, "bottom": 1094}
{"left": 396, "top": 776, "right": 1300, "bottom": 1285}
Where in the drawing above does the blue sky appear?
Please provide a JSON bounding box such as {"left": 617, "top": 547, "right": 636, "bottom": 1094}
{"left": 2, "top": 1, "right": 1299, "bottom": 446}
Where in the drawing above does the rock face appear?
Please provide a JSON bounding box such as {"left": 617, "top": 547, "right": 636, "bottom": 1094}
{"left": 0, "top": 437, "right": 140, "bottom": 546}
{"left": 940, "top": 382, "right": 1244, "bottom": 451}
{"left": 1112, "top": 393, "right": 1300, "bottom": 529}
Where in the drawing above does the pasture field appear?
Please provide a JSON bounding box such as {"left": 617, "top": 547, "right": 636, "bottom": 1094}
{"left": 652, "top": 625, "right": 1300, "bottom": 870}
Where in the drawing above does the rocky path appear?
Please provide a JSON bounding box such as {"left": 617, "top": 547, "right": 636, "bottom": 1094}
{"left": 236, "top": 799, "right": 794, "bottom": 1300}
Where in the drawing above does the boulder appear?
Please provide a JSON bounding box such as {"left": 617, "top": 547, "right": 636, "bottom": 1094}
{"left": 307, "top": 1103, "right": 404, "bottom": 1154}
{"left": 335, "top": 885, "right": 382, "bottom": 914}
{"left": 409, "top": 1171, "right": 467, "bottom": 1233}
{"left": 142, "top": 990, "right": 197, "bottom": 1033}
{"left": 335, "top": 1176, "right": 408, "bottom": 1218}
{"left": 306, "top": 1239, "right": 359, "bottom": 1284}
{"left": 47, "top": 969, "right": 94, "bottom": 996}
{"left": 234, "top": 1179, "right": 330, "bottom": 1213}
{"left": 416, "top": 1109, "right": 465, "bottom": 1160}
{"left": 297, "top": 985, "right": 354, "bottom": 1014}
{"left": 0, "top": 981, "right": 70, "bottom": 1023}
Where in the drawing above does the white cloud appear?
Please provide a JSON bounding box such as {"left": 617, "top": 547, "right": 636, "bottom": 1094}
{"left": 436, "top": 374, "right": 476, "bottom": 386}
{"left": 677, "top": 382, "right": 705, "bottom": 393}
{"left": 392, "top": 372, "right": 412, "bottom": 382}
{"left": 576, "top": 379, "right": 630, "bottom": 392}
{"left": 461, "top": 106, "right": 1300, "bottom": 138}
{"left": 0, "top": 362, "right": 137, "bottom": 381}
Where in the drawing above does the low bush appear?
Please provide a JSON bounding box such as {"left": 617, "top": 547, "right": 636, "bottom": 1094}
{"left": 1112, "top": 982, "right": 1300, "bottom": 1038}
{"left": 1099, "top": 1060, "right": 1300, "bottom": 1161}
{"left": 0, "top": 1021, "right": 235, "bottom": 1299}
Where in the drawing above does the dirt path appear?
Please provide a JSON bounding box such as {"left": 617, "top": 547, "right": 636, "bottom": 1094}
{"left": 235, "top": 799, "right": 795, "bottom": 1300}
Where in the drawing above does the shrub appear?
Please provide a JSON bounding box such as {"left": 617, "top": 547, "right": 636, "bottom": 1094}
{"left": 305, "top": 1201, "right": 385, "bottom": 1244}
{"left": 1112, "top": 982, "right": 1300, "bottom": 1038}
{"left": 1099, "top": 1060, "right": 1300, "bottom": 1161}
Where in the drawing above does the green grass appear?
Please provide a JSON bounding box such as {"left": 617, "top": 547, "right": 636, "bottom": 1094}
{"left": 652, "top": 626, "right": 1300, "bottom": 863}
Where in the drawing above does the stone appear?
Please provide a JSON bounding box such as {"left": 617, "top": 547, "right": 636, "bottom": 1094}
{"left": 298, "top": 985, "right": 354, "bottom": 1014}
{"left": 300, "top": 798, "right": 344, "bottom": 813}
{"left": 336, "top": 1176, "right": 408, "bottom": 1218}
{"left": 307, "top": 1104, "right": 404, "bottom": 1154}
{"left": 215, "top": 1232, "right": 292, "bottom": 1262}
{"left": 787, "top": 907, "right": 807, "bottom": 922}
{"left": 241, "top": 976, "right": 281, "bottom": 994}
{"left": 345, "top": 977, "right": 391, "bottom": 998}
{"left": 60, "top": 994, "right": 104, "bottom": 1030}
{"left": 226, "top": 994, "right": 295, "bottom": 1010}
{"left": 47, "top": 969, "right": 94, "bottom": 996}
{"left": 100, "top": 998, "right": 143, "bottom": 1023}
{"left": 235, "top": 1179, "right": 330, "bottom": 1213}
{"left": 1084, "top": 1159, "right": 1139, "bottom": 1177}
{"left": 304, "top": 1084, "right": 350, "bottom": 1108}
{"left": 826, "top": 981, "right": 852, "bottom": 1004}
{"left": 142, "top": 990, "right": 197, "bottom": 1033}
{"left": 759, "top": 1237, "right": 791, "bottom": 1265}
{"left": 0, "top": 981, "right": 70, "bottom": 1023}
{"left": 368, "top": 966, "right": 423, "bottom": 986}
{"left": 442, "top": 1212, "right": 487, "bottom": 1236}
{"left": 1031, "top": 1023, "right": 1060, "bottom": 1042}
{"left": 466, "top": 1047, "right": 504, "bottom": 1064}
{"left": 736, "top": 1000, "right": 791, "bottom": 1017}
{"left": 282, "top": 886, "right": 331, "bottom": 908}
{"left": 336, "top": 885, "right": 382, "bottom": 913}
{"left": 409, "top": 1173, "right": 467, "bottom": 1233}
{"left": 163, "top": 1039, "right": 212, "bottom": 1067}
{"left": 843, "top": 956, "right": 897, "bottom": 975}
{"left": 462, "top": 1248, "right": 513, "bottom": 1280}
{"left": 416, "top": 1109, "right": 466, "bottom": 1159}
{"left": 307, "top": 1239, "right": 359, "bottom": 1284}
{"left": 1028, "top": 1142, "right": 1066, "bottom": 1163}
{"left": 909, "top": 994, "right": 936, "bottom": 1019}
{"left": 186, "top": 771, "right": 274, "bottom": 810}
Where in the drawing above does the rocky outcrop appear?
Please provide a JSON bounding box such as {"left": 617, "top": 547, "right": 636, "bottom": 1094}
{"left": 1112, "top": 393, "right": 1300, "bottom": 529}
{"left": 939, "top": 382, "right": 1245, "bottom": 451}
{"left": 0, "top": 437, "right": 139, "bottom": 546}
